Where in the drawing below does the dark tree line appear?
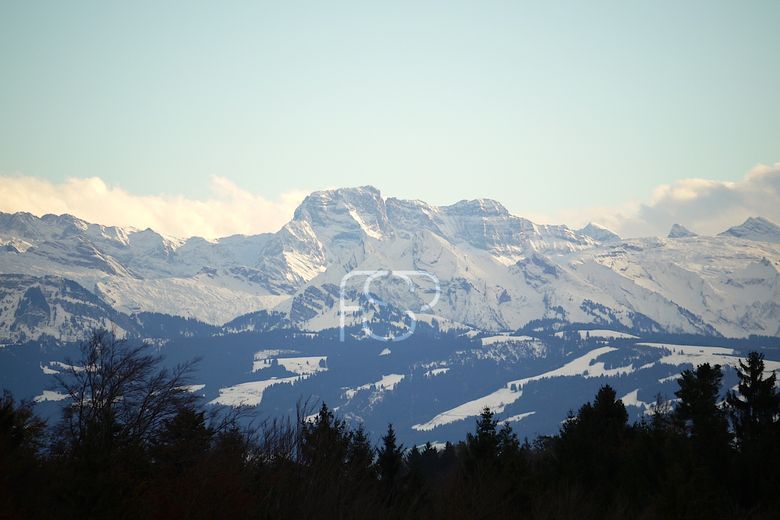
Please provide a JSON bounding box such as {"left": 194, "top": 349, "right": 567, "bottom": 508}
{"left": 2, "top": 332, "right": 780, "bottom": 519}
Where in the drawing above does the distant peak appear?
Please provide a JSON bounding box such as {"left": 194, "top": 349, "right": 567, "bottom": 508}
{"left": 41, "top": 212, "right": 90, "bottom": 229}
{"left": 291, "top": 185, "right": 390, "bottom": 239}
{"left": 577, "top": 222, "right": 621, "bottom": 242}
{"left": 668, "top": 223, "right": 697, "bottom": 238}
{"left": 305, "top": 185, "right": 381, "bottom": 200}
{"left": 744, "top": 216, "right": 773, "bottom": 226}
{"left": 719, "top": 216, "right": 780, "bottom": 243}
{"left": 443, "top": 198, "right": 509, "bottom": 217}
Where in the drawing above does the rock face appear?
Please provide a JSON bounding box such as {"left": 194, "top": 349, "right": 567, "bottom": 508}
{"left": 2, "top": 187, "right": 780, "bottom": 339}
{"left": 668, "top": 224, "right": 697, "bottom": 238}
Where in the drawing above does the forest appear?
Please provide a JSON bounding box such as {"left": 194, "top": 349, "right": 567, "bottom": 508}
{"left": 1, "top": 330, "right": 779, "bottom": 519}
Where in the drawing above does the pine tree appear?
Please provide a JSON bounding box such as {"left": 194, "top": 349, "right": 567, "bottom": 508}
{"left": 300, "top": 402, "right": 350, "bottom": 469}
{"left": 497, "top": 422, "right": 520, "bottom": 458}
{"left": 346, "top": 424, "right": 375, "bottom": 479}
{"left": 376, "top": 423, "right": 404, "bottom": 487}
{"left": 557, "top": 385, "right": 629, "bottom": 488}
{"left": 726, "top": 352, "right": 780, "bottom": 448}
{"left": 151, "top": 406, "right": 213, "bottom": 471}
{"left": 0, "top": 392, "right": 46, "bottom": 516}
{"left": 405, "top": 445, "right": 423, "bottom": 480}
{"left": 562, "top": 385, "right": 628, "bottom": 444}
{"left": 674, "top": 363, "right": 730, "bottom": 451}
{"left": 466, "top": 407, "right": 499, "bottom": 463}
{"left": 725, "top": 352, "right": 780, "bottom": 506}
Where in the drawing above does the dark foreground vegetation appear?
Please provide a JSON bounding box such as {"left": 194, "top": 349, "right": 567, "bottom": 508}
{"left": 2, "top": 332, "right": 780, "bottom": 519}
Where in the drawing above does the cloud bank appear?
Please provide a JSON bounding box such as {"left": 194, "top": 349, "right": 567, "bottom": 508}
{"left": 631, "top": 163, "right": 780, "bottom": 236}
{"left": 0, "top": 175, "right": 307, "bottom": 239}
{"left": 1, "top": 163, "right": 778, "bottom": 240}
{"left": 532, "top": 163, "right": 780, "bottom": 238}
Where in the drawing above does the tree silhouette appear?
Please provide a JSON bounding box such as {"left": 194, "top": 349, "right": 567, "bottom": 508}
{"left": 0, "top": 392, "right": 46, "bottom": 516}
{"left": 54, "top": 330, "right": 196, "bottom": 458}
{"left": 674, "top": 363, "right": 729, "bottom": 452}
{"left": 376, "top": 423, "right": 404, "bottom": 493}
{"left": 726, "top": 352, "right": 780, "bottom": 506}
{"left": 466, "top": 407, "right": 499, "bottom": 464}
{"left": 726, "top": 352, "right": 780, "bottom": 448}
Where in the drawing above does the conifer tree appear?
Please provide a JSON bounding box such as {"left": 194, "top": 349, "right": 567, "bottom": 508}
{"left": 466, "top": 407, "right": 499, "bottom": 462}
{"left": 151, "top": 406, "right": 213, "bottom": 471}
{"left": 346, "top": 424, "right": 375, "bottom": 479}
{"left": 300, "top": 402, "right": 349, "bottom": 469}
{"left": 0, "top": 392, "right": 46, "bottom": 516}
{"left": 673, "top": 363, "right": 730, "bottom": 451}
{"left": 726, "top": 352, "right": 780, "bottom": 448}
{"left": 497, "top": 421, "right": 520, "bottom": 458}
{"left": 376, "top": 423, "right": 404, "bottom": 486}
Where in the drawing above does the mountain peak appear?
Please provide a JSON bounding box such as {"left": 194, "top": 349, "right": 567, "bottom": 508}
{"left": 718, "top": 216, "right": 780, "bottom": 243}
{"left": 668, "top": 223, "right": 697, "bottom": 238}
{"left": 292, "top": 185, "right": 390, "bottom": 240}
{"left": 577, "top": 222, "right": 621, "bottom": 243}
{"left": 443, "top": 198, "right": 509, "bottom": 217}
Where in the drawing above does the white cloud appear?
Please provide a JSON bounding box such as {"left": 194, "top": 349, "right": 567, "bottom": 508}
{"left": 0, "top": 175, "right": 306, "bottom": 239}
{"left": 631, "top": 163, "right": 780, "bottom": 236}
{"left": 530, "top": 163, "right": 780, "bottom": 238}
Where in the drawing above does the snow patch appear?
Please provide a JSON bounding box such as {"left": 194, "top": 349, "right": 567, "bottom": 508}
{"left": 554, "top": 329, "right": 639, "bottom": 340}
{"left": 413, "top": 346, "right": 627, "bottom": 431}
{"left": 277, "top": 356, "right": 328, "bottom": 377}
{"left": 34, "top": 390, "right": 67, "bottom": 403}
{"left": 502, "top": 411, "right": 536, "bottom": 424}
{"left": 481, "top": 334, "right": 535, "bottom": 346}
{"left": 344, "top": 374, "right": 405, "bottom": 400}
{"left": 210, "top": 377, "right": 299, "bottom": 407}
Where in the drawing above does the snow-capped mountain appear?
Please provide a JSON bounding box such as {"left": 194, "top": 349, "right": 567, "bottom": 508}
{"left": 3, "top": 191, "right": 780, "bottom": 446}
{"left": 2, "top": 187, "right": 780, "bottom": 340}
{"left": 667, "top": 223, "right": 697, "bottom": 238}
{"left": 719, "top": 217, "right": 780, "bottom": 243}
{"left": 578, "top": 222, "right": 621, "bottom": 243}
{"left": 0, "top": 274, "right": 139, "bottom": 344}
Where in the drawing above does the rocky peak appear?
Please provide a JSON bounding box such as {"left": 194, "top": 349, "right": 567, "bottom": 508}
{"left": 719, "top": 217, "right": 780, "bottom": 243}
{"left": 668, "top": 223, "right": 697, "bottom": 238}
{"left": 578, "top": 222, "right": 621, "bottom": 243}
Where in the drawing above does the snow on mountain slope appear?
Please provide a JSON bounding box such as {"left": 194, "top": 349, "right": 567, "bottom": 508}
{"left": 584, "top": 237, "right": 780, "bottom": 337}
{"left": 273, "top": 188, "right": 780, "bottom": 337}
{"left": 2, "top": 187, "right": 780, "bottom": 338}
{"left": 719, "top": 217, "right": 780, "bottom": 243}
{"left": 210, "top": 377, "right": 301, "bottom": 407}
{"left": 0, "top": 212, "right": 295, "bottom": 323}
{"left": 211, "top": 352, "right": 329, "bottom": 407}
{"left": 0, "top": 274, "right": 138, "bottom": 343}
{"left": 344, "top": 374, "right": 405, "bottom": 401}
{"left": 413, "top": 346, "right": 623, "bottom": 431}
{"left": 413, "top": 341, "right": 780, "bottom": 432}
{"left": 668, "top": 223, "right": 697, "bottom": 238}
{"left": 578, "top": 222, "right": 621, "bottom": 243}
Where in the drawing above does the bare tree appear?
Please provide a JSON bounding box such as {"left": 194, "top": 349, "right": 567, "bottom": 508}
{"left": 54, "top": 329, "right": 197, "bottom": 456}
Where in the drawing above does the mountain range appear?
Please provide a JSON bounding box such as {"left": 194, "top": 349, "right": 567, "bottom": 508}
{"left": 2, "top": 186, "right": 780, "bottom": 342}
{"left": 3, "top": 187, "right": 780, "bottom": 444}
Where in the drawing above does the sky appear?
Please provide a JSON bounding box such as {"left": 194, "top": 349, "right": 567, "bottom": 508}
{"left": 1, "top": 1, "right": 778, "bottom": 238}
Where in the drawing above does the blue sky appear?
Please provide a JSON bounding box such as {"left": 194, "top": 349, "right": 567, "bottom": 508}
{"left": 0, "top": 1, "right": 778, "bottom": 237}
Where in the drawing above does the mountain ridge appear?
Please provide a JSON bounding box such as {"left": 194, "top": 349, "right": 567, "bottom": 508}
{"left": 2, "top": 187, "right": 780, "bottom": 339}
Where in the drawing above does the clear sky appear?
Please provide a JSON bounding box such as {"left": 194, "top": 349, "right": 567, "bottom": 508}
{"left": 1, "top": 1, "right": 779, "bottom": 237}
